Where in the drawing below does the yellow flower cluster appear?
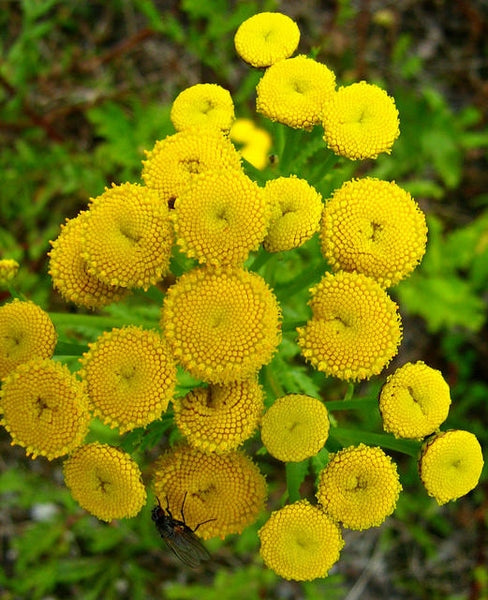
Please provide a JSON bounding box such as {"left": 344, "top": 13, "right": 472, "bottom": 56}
{"left": 64, "top": 442, "right": 146, "bottom": 521}
{"left": 0, "top": 358, "right": 90, "bottom": 460}
{"left": 172, "top": 169, "right": 269, "bottom": 266}
{"left": 0, "top": 299, "right": 57, "bottom": 379}
{"left": 316, "top": 444, "right": 402, "bottom": 530}
{"left": 320, "top": 177, "right": 428, "bottom": 287}
{"left": 260, "top": 394, "right": 329, "bottom": 462}
{"left": 173, "top": 378, "right": 264, "bottom": 453}
{"left": 234, "top": 12, "right": 300, "bottom": 67}
{"left": 170, "top": 83, "right": 235, "bottom": 132}
{"left": 419, "top": 430, "right": 483, "bottom": 505}
{"left": 379, "top": 361, "right": 451, "bottom": 439}
{"left": 161, "top": 266, "right": 281, "bottom": 384}
{"left": 264, "top": 176, "right": 323, "bottom": 252}
{"left": 297, "top": 271, "right": 402, "bottom": 381}
{"left": 258, "top": 500, "right": 344, "bottom": 581}
{"left": 153, "top": 444, "right": 267, "bottom": 539}
{"left": 79, "top": 326, "right": 177, "bottom": 434}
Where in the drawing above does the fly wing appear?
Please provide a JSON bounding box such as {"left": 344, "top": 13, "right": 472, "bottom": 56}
{"left": 162, "top": 527, "right": 211, "bottom": 569}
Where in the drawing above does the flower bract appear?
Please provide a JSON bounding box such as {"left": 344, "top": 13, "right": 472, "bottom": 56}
{"left": 258, "top": 500, "right": 344, "bottom": 581}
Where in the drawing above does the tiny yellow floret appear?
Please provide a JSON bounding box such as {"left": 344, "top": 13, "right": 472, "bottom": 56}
{"left": 419, "top": 430, "right": 484, "bottom": 505}
{"left": 379, "top": 361, "right": 451, "bottom": 439}
{"left": 234, "top": 12, "right": 300, "bottom": 68}
{"left": 258, "top": 500, "right": 344, "bottom": 581}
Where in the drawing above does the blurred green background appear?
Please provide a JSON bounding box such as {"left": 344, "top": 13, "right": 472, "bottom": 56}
{"left": 1, "top": 1, "right": 487, "bottom": 599}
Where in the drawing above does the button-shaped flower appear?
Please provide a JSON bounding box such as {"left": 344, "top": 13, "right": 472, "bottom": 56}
{"left": 379, "top": 361, "right": 451, "bottom": 439}
{"left": 171, "top": 84, "right": 235, "bottom": 132}
{"left": 79, "top": 326, "right": 177, "bottom": 434}
{"left": 320, "top": 177, "right": 427, "bottom": 287}
{"left": 256, "top": 55, "right": 336, "bottom": 130}
{"left": 153, "top": 444, "right": 267, "bottom": 539}
{"left": 258, "top": 500, "right": 344, "bottom": 581}
{"left": 161, "top": 266, "right": 282, "bottom": 384}
{"left": 174, "top": 377, "right": 264, "bottom": 453}
{"left": 81, "top": 183, "right": 173, "bottom": 290}
{"left": 0, "top": 299, "right": 57, "bottom": 379}
{"left": 172, "top": 169, "right": 269, "bottom": 266}
{"left": 297, "top": 271, "right": 402, "bottom": 381}
{"left": 63, "top": 442, "right": 146, "bottom": 521}
{"left": 229, "top": 118, "right": 272, "bottom": 170}
{"left": 142, "top": 128, "right": 243, "bottom": 204}
{"left": 316, "top": 444, "right": 402, "bottom": 530}
{"left": 260, "top": 394, "right": 329, "bottom": 462}
{"left": 0, "top": 358, "right": 90, "bottom": 460}
{"left": 0, "top": 259, "right": 19, "bottom": 284}
{"left": 234, "top": 12, "right": 300, "bottom": 68}
{"left": 264, "top": 175, "right": 323, "bottom": 252}
{"left": 49, "top": 211, "right": 128, "bottom": 309}
{"left": 419, "top": 430, "right": 483, "bottom": 505}
{"left": 322, "top": 81, "right": 399, "bottom": 159}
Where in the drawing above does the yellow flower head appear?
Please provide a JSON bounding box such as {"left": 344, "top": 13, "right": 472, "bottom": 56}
{"left": 322, "top": 81, "right": 400, "bottom": 159}
{"left": 49, "top": 212, "right": 128, "bottom": 309}
{"left": 229, "top": 118, "right": 272, "bottom": 170}
{"left": 316, "top": 444, "right": 402, "bottom": 530}
{"left": 79, "top": 326, "right": 177, "bottom": 434}
{"left": 379, "top": 361, "right": 451, "bottom": 439}
{"left": 81, "top": 183, "right": 173, "bottom": 290}
{"left": 63, "top": 442, "right": 146, "bottom": 521}
{"left": 297, "top": 271, "right": 402, "bottom": 381}
{"left": 0, "top": 259, "right": 19, "bottom": 284}
{"left": 256, "top": 55, "right": 336, "bottom": 130}
{"left": 320, "top": 177, "right": 427, "bottom": 287}
{"left": 172, "top": 170, "right": 269, "bottom": 266}
{"left": 0, "top": 358, "right": 90, "bottom": 460}
{"left": 419, "top": 430, "right": 484, "bottom": 505}
{"left": 264, "top": 176, "right": 323, "bottom": 252}
{"left": 258, "top": 500, "right": 344, "bottom": 581}
{"left": 173, "top": 377, "right": 264, "bottom": 453}
{"left": 153, "top": 444, "right": 267, "bottom": 539}
{"left": 0, "top": 299, "right": 57, "bottom": 379}
{"left": 234, "top": 12, "right": 300, "bottom": 68}
{"left": 260, "top": 394, "right": 329, "bottom": 462}
{"left": 161, "top": 266, "right": 282, "bottom": 384}
{"left": 142, "top": 128, "right": 242, "bottom": 204}
{"left": 171, "top": 83, "right": 235, "bottom": 132}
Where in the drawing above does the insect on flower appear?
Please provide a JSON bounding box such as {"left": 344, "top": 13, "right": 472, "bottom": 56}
{"left": 152, "top": 492, "right": 215, "bottom": 568}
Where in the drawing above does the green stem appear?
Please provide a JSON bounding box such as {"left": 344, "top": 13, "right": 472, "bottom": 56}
{"left": 330, "top": 427, "right": 421, "bottom": 457}
{"left": 326, "top": 398, "right": 378, "bottom": 411}
{"left": 248, "top": 246, "right": 272, "bottom": 273}
{"left": 274, "top": 260, "right": 327, "bottom": 301}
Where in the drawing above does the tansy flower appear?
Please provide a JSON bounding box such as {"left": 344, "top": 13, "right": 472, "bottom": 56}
{"left": 63, "top": 442, "right": 146, "bottom": 521}
{"left": 79, "top": 326, "right": 177, "bottom": 434}
{"left": 0, "top": 358, "right": 90, "bottom": 460}
{"left": 297, "top": 271, "right": 402, "bottom": 381}
{"left": 171, "top": 83, "right": 235, "bottom": 132}
{"left": 379, "top": 361, "right": 451, "bottom": 439}
{"left": 320, "top": 178, "right": 427, "bottom": 287}
{"left": 81, "top": 183, "right": 173, "bottom": 290}
{"left": 234, "top": 12, "right": 300, "bottom": 68}
{"left": 261, "top": 394, "right": 329, "bottom": 462}
{"left": 256, "top": 55, "right": 336, "bottom": 130}
{"left": 322, "top": 81, "right": 400, "bottom": 159}
{"left": 172, "top": 169, "right": 269, "bottom": 266}
{"left": 153, "top": 444, "right": 267, "bottom": 539}
{"left": 264, "top": 176, "right": 323, "bottom": 252}
{"left": 419, "top": 430, "right": 484, "bottom": 505}
{"left": 161, "top": 266, "right": 281, "bottom": 384}
{"left": 173, "top": 377, "right": 264, "bottom": 453}
{"left": 229, "top": 118, "right": 272, "bottom": 170}
{"left": 49, "top": 212, "right": 128, "bottom": 309}
{"left": 142, "top": 128, "right": 242, "bottom": 204}
{"left": 316, "top": 444, "right": 402, "bottom": 530}
{"left": 0, "top": 299, "right": 57, "bottom": 379}
{"left": 0, "top": 259, "right": 19, "bottom": 284}
{"left": 258, "top": 500, "right": 344, "bottom": 581}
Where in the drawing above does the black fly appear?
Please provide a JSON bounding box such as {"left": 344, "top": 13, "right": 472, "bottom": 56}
{"left": 152, "top": 492, "right": 215, "bottom": 568}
